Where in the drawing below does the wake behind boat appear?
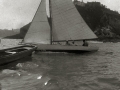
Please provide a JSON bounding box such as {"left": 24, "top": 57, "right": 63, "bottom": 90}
{"left": 23, "top": 0, "right": 99, "bottom": 53}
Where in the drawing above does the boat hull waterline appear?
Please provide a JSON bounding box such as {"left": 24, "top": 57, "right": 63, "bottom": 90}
{"left": 36, "top": 44, "right": 98, "bottom": 53}
{"left": 0, "top": 45, "right": 37, "bottom": 65}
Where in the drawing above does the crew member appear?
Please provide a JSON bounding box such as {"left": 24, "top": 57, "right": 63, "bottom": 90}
{"left": 82, "top": 40, "right": 88, "bottom": 46}
{"left": 66, "top": 40, "right": 70, "bottom": 45}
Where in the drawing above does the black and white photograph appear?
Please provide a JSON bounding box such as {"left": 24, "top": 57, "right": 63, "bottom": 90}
{"left": 0, "top": 0, "right": 120, "bottom": 90}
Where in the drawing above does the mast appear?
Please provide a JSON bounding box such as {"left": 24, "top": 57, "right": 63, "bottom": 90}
{"left": 49, "top": 0, "right": 52, "bottom": 45}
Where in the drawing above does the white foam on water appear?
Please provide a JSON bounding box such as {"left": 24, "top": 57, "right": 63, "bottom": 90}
{"left": 37, "top": 75, "right": 42, "bottom": 79}
{"left": 44, "top": 81, "right": 48, "bottom": 85}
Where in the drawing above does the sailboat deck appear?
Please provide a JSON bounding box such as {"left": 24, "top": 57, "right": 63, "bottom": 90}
{"left": 36, "top": 44, "right": 98, "bottom": 53}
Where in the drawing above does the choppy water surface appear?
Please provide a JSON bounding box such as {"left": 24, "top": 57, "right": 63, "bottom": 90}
{"left": 0, "top": 42, "right": 120, "bottom": 90}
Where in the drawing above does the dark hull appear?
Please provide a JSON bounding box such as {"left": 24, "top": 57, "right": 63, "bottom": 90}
{"left": 36, "top": 44, "right": 99, "bottom": 53}
{"left": 0, "top": 45, "right": 37, "bottom": 65}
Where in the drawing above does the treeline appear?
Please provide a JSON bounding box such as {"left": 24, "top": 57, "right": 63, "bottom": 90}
{"left": 75, "top": 1, "right": 120, "bottom": 40}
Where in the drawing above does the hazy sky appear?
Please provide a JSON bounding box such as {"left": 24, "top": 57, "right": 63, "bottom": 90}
{"left": 0, "top": 0, "right": 120, "bottom": 29}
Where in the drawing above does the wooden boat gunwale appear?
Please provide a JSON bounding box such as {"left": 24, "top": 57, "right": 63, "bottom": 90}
{"left": 0, "top": 45, "right": 37, "bottom": 57}
{"left": 0, "top": 45, "right": 37, "bottom": 65}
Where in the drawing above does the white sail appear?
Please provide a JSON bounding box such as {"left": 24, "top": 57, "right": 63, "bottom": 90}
{"left": 50, "top": 0, "right": 97, "bottom": 41}
{"left": 23, "top": 0, "right": 50, "bottom": 44}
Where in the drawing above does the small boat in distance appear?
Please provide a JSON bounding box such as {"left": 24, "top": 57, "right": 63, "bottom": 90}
{"left": 23, "top": 0, "right": 99, "bottom": 53}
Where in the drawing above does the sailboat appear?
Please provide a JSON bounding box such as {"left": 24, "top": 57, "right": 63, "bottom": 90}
{"left": 23, "top": 0, "right": 98, "bottom": 53}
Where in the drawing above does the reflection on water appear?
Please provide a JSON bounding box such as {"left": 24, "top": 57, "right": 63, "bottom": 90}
{"left": 0, "top": 43, "right": 120, "bottom": 90}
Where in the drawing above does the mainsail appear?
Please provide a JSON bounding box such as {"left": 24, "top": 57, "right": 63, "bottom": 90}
{"left": 23, "top": 0, "right": 50, "bottom": 44}
{"left": 50, "top": 0, "right": 97, "bottom": 42}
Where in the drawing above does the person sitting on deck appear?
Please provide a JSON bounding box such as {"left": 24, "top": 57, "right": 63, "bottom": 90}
{"left": 82, "top": 40, "right": 88, "bottom": 46}
{"left": 72, "top": 41, "right": 77, "bottom": 46}
{"left": 66, "top": 40, "right": 70, "bottom": 45}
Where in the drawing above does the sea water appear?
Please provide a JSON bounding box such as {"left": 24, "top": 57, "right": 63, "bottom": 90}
{"left": 0, "top": 42, "right": 120, "bottom": 90}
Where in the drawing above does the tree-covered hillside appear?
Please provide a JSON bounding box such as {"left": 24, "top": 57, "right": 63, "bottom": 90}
{"left": 75, "top": 1, "right": 120, "bottom": 41}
